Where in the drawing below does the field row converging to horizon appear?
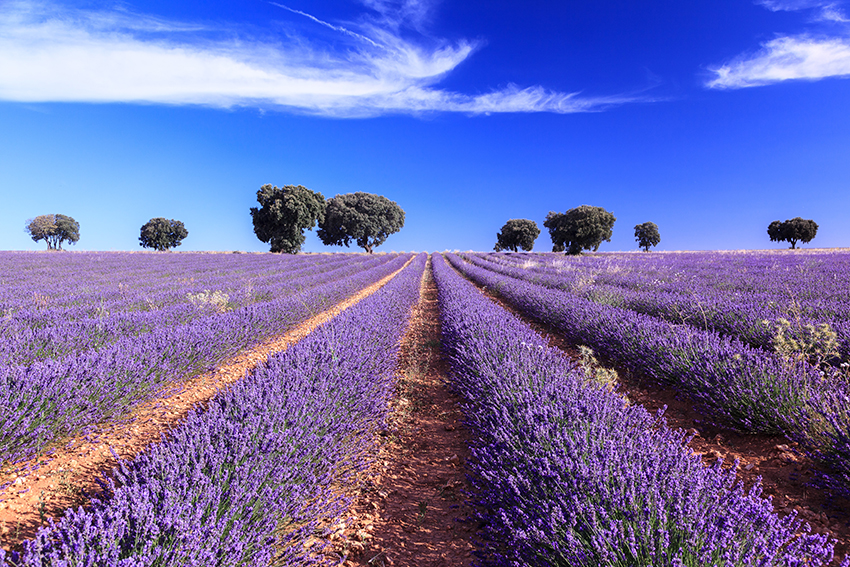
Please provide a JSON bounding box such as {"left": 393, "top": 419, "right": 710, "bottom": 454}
{"left": 1, "top": 249, "right": 850, "bottom": 566}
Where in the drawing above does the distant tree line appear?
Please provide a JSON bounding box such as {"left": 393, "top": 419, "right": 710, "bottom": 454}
{"left": 492, "top": 206, "right": 647, "bottom": 255}
{"left": 24, "top": 214, "right": 190, "bottom": 252}
{"left": 22, "top": 195, "right": 820, "bottom": 254}
{"left": 490, "top": 208, "right": 819, "bottom": 254}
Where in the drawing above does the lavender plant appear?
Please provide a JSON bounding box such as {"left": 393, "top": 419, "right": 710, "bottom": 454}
{"left": 431, "top": 253, "right": 841, "bottom": 567}
{"left": 445, "top": 252, "right": 816, "bottom": 436}
{"left": 469, "top": 251, "right": 850, "bottom": 363}
{"left": 0, "top": 253, "right": 427, "bottom": 566}
{"left": 0, "top": 252, "right": 411, "bottom": 467}
{"left": 461, "top": 252, "right": 850, "bottom": 493}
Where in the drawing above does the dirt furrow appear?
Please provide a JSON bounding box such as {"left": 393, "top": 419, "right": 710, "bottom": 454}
{"left": 328, "top": 257, "right": 477, "bottom": 567}
{"left": 0, "top": 259, "right": 412, "bottom": 549}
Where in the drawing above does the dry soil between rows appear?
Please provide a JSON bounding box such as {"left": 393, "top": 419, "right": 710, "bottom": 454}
{"left": 327, "top": 258, "right": 477, "bottom": 567}
{"left": 0, "top": 260, "right": 412, "bottom": 550}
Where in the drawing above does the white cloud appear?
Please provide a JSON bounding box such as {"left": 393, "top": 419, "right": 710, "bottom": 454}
{"left": 758, "top": 0, "right": 829, "bottom": 10}
{"left": 819, "top": 4, "right": 850, "bottom": 21}
{"left": 0, "top": 0, "right": 629, "bottom": 117}
{"left": 756, "top": 0, "right": 849, "bottom": 21}
{"left": 707, "top": 35, "right": 850, "bottom": 88}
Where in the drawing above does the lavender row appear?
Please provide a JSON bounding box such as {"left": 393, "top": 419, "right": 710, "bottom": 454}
{"left": 484, "top": 250, "right": 850, "bottom": 317}
{"left": 1, "top": 253, "right": 427, "bottom": 566}
{"left": 0, "top": 252, "right": 349, "bottom": 318}
{"left": 447, "top": 252, "right": 820, "bottom": 433}
{"left": 431, "top": 253, "right": 838, "bottom": 566}
{"left": 0, "top": 254, "right": 411, "bottom": 467}
{"left": 475, "top": 251, "right": 850, "bottom": 361}
{"left": 447, "top": 253, "right": 850, "bottom": 496}
{"left": 0, "top": 254, "right": 382, "bottom": 365}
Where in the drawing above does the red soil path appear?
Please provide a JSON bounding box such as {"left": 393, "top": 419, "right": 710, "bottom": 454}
{"left": 327, "top": 258, "right": 477, "bottom": 567}
{"left": 0, "top": 259, "right": 412, "bottom": 550}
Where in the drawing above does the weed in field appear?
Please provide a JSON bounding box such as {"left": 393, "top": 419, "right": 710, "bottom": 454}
{"left": 37, "top": 491, "right": 47, "bottom": 525}
{"left": 766, "top": 318, "right": 839, "bottom": 366}
{"left": 578, "top": 345, "right": 619, "bottom": 390}
{"left": 186, "top": 289, "right": 233, "bottom": 313}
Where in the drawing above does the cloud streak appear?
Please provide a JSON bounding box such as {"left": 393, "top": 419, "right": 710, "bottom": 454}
{"left": 707, "top": 35, "right": 850, "bottom": 88}
{"left": 707, "top": 1, "right": 850, "bottom": 88}
{"left": 0, "top": 0, "right": 631, "bottom": 117}
{"left": 757, "top": 0, "right": 849, "bottom": 19}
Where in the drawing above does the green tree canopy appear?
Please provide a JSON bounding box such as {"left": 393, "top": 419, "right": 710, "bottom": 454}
{"left": 544, "top": 205, "right": 616, "bottom": 255}
{"left": 139, "top": 218, "right": 189, "bottom": 251}
{"left": 494, "top": 219, "right": 540, "bottom": 252}
{"left": 634, "top": 221, "right": 661, "bottom": 252}
{"left": 768, "top": 217, "right": 818, "bottom": 249}
{"left": 250, "top": 184, "right": 326, "bottom": 253}
{"left": 317, "top": 192, "right": 405, "bottom": 253}
{"left": 25, "top": 214, "right": 80, "bottom": 250}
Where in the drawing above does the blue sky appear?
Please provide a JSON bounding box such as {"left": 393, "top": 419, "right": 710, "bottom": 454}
{"left": 1, "top": 0, "right": 848, "bottom": 252}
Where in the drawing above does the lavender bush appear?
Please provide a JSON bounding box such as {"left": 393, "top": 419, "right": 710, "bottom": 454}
{"left": 459, "top": 252, "right": 850, "bottom": 495}
{"left": 431, "top": 252, "right": 841, "bottom": 567}
{"left": 0, "top": 252, "right": 410, "bottom": 466}
{"left": 0, "top": 253, "right": 381, "bottom": 365}
{"left": 470, "top": 251, "right": 850, "bottom": 363}
{"left": 0, "top": 253, "right": 427, "bottom": 566}
{"left": 444, "top": 252, "right": 817, "bottom": 436}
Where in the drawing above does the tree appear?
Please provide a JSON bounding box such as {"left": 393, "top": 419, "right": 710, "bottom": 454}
{"left": 250, "top": 184, "right": 326, "bottom": 253}
{"left": 25, "top": 214, "right": 79, "bottom": 250}
{"left": 317, "top": 192, "right": 405, "bottom": 253}
{"left": 768, "top": 217, "right": 818, "bottom": 249}
{"left": 494, "top": 219, "right": 540, "bottom": 252}
{"left": 139, "top": 218, "right": 189, "bottom": 251}
{"left": 53, "top": 215, "right": 80, "bottom": 250}
{"left": 634, "top": 221, "right": 660, "bottom": 252}
{"left": 544, "top": 205, "right": 616, "bottom": 255}
{"left": 25, "top": 215, "right": 57, "bottom": 250}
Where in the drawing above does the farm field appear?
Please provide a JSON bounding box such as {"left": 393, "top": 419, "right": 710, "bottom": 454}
{"left": 2, "top": 250, "right": 850, "bottom": 566}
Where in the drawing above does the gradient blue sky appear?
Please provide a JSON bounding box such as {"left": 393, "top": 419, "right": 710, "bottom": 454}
{"left": 1, "top": 0, "right": 848, "bottom": 252}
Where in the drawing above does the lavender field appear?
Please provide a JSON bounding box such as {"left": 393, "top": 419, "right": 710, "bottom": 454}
{"left": 449, "top": 251, "right": 850, "bottom": 496}
{"left": 0, "top": 251, "right": 411, "bottom": 465}
{"left": 2, "top": 250, "right": 850, "bottom": 566}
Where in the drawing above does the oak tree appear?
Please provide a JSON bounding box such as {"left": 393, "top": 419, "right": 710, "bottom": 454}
{"left": 544, "top": 205, "right": 616, "bottom": 255}
{"left": 768, "top": 217, "right": 818, "bottom": 249}
{"left": 139, "top": 218, "right": 189, "bottom": 251}
{"left": 634, "top": 221, "right": 661, "bottom": 252}
{"left": 25, "top": 214, "right": 80, "bottom": 250}
{"left": 317, "top": 192, "right": 405, "bottom": 253}
{"left": 250, "top": 184, "right": 326, "bottom": 254}
{"left": 494, "top": 219, "right": 541, "bottom": 252}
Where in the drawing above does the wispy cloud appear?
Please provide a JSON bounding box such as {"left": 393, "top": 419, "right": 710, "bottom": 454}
{"left": 758, "top": 0, "right": 850, "bottom": 21}
{"left": 706, "top": 1, "right": 850, "bottom": 88}
{"left": 707, "top": 35, "right": 850, "bottom": 88}
{"left": 0, "top": 0, "right": 633, "bottom": 117}
{"left": 819, "top": 4, "right": 850, "bottom": 21}
{"left": 269, "top": 2, "right": 383, "bottom": 48}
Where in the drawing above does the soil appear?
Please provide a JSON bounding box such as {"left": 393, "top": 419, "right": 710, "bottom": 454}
{"left": 0, "top": 260, "right": 412, "bottom": 551}
{"left": 462, "top": 269, "right": 850, "bottom": 561}
{"left": 326, "top": 258, "right": 477, "bottom": 567}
